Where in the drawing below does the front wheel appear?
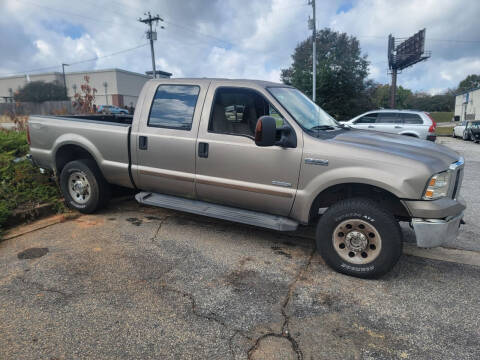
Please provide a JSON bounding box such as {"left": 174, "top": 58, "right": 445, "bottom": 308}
{"left": 316, "top": 198, "right": 402, "bottom": 278}
{"left": 60, "top": 159, "right": 110, "bottom": 213}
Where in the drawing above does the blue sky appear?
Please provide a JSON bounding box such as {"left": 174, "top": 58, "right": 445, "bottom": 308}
{"left": 1, "top": 0, "right": 479, "bottom": 94}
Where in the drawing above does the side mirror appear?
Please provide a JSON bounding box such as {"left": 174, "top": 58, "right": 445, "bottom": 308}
{"left": 255, "top": 116, "right": 277, "bottom": 147}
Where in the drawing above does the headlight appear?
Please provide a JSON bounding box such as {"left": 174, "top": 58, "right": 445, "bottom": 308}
{"left": 423, "top": 171, "right": 451, "bottom": 200}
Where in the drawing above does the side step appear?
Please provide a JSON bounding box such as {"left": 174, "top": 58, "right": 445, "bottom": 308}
{"left": 135, "top": 192, "right": 299, "bottom": 232}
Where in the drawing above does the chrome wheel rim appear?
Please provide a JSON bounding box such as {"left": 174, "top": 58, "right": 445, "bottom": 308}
{"left": 332, "top": 219, "right": 382, "bottom": 264}
{"left": 68, "top": 171, "right": 91, "bottom": 205}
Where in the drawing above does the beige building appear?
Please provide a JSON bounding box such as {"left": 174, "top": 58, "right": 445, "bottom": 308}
{"left": 454, "top": 87, "right": 480, "bottom": 122}
{"left": 0, "top": 68, "right": 172, "bottom": 107}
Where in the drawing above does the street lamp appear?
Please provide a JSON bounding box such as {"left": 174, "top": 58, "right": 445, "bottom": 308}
{"left": 103, "top": 82, "right": 108, "bottom": 105}
{"left": 62, "top": 63, "right": 69, "bottom": 98}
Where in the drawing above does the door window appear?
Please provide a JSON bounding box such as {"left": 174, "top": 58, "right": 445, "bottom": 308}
{"left": 377, "top": 113, "right": 401, "bottom": 124}
{"left": 148, "top": 85, "right": 200, "bottom": 130}
{"left": 209, "top": 87, "right": 285, "bottom": 137}
{"left": 402, "top": 113, "right": 423, "bottom": 124}
{"left": 355, "top": 113, "right": 377, "bottom": 124}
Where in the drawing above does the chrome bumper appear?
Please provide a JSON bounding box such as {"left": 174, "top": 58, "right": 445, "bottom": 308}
{"left": 411, "top": 212, "right": 464, "bottom": 248}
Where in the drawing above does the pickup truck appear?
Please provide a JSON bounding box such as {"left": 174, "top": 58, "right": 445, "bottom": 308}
{"left": 28, "top": 78, "right": 466, "bottom": 278}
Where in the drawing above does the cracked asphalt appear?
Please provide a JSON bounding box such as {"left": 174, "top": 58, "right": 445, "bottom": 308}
{"left": 1, "top": 201, "right": 479, "bottom": 359}
{"left": 0, "top": 138, "right": 479, "bottom": 359}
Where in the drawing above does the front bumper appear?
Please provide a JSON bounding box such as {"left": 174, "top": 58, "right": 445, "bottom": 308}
{"left": 411, "top": 211, "right": 464, "bottom": 248}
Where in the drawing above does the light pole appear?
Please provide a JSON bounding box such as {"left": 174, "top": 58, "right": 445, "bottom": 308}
{"left": 62, "top": 63, "right": 69, "bottom": 98}
{"left": 103, "top": 82, "right": 108, "bottom": 105}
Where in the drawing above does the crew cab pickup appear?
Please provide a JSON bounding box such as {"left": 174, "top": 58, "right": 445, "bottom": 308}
{"left": 28, "top": 79, "right": 466, "bottom": 278}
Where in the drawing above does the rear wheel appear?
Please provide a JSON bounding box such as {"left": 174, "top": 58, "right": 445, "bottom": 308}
{"left": 463, "top": 131, "right": 469, "bottom": 140}
{"left": 60, "top": 159, "right": 110, "bottom": 213}
{"left": 452, "top": 130, "right": 456, "bottom": 138}
{"left": 316, "top": 198, "right": 402, "bottom": 278}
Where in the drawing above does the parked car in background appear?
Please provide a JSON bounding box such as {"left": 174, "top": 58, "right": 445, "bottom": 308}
{"left": 453, "top": 120, "right": 480, "bottom": 141}
{"left": 345, "top": 110, "right": 436, "bottom": 141}
{"left": 97, "top": 105, "right": 129, "bottom": 114}
{"left": 469, "top": 122, "right": 480, "bottom": 143}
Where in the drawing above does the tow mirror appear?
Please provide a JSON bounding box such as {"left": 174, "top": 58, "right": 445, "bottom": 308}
{"left": 255, "top": 116, "right": 277, "bottom": 147}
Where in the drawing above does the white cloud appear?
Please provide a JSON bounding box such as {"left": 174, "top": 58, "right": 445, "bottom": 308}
{"left": 0, "top": 0, "right": 479, "bottom": 93}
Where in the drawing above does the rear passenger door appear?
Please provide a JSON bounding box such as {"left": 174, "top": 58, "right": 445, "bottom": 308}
{"left": 375, "top": 113, "right": 402, "bottom": 134}
{"left": 132, "top": 80, "right": 209, "bottom": 198}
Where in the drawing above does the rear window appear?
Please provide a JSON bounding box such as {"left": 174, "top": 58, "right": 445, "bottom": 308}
{"left": 402, "top": 113, "right": 423, "bottom": 124}
{"left": 148, "top": 85, "right": 200, "bottom": 130}
{"left": 377, "top": 113, "right": 401, "bottom": 124}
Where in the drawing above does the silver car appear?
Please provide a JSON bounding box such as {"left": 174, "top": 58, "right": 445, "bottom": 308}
{"left": 346, "top": 110, "right": 437, "bottom": 141}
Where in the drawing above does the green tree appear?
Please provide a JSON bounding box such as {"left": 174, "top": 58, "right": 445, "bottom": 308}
{"left": 281, "top": 28, "right": 371, "bottom": 120}
{"left": 457, "top": 74, "right": 480, "bottom": 93}
{"left": 14, "top": 81, "right": 68, "bottom": 103}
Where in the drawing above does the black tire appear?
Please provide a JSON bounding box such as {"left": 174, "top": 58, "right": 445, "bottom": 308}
{"left": 316, "top": 198, "right": 402, "bottom": 278}
{"left": 463, "top": 131, "right": 469, "bottom": 140}
{"left": 452, "top": 131, "right": 456, "bottom": 138}
{"left": 60, "top": 159, "right": 110, "bottom": 214}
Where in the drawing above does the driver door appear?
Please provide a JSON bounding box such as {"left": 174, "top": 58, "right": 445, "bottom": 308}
{"left": 195, "top": 83, "right": 303, "bottom": 216}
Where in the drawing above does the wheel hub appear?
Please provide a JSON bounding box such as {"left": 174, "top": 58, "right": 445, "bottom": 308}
{"left": 332, "top": 219, "right": 382, "bottom": 265}
{"left": 68, "top": 171, "right": 91, "bottom": 205}
{"left": 345, "top": 231, "right": 368, "bottom": 252}
{"left": 73, "top": 180, "right": 88, "bottom": 195}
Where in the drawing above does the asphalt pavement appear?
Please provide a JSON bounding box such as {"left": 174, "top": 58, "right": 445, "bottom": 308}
{"left": 0, "top": 137, "right": 479, "bottom": 359}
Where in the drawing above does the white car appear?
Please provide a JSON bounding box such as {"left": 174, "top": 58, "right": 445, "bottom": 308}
{"left": 453, "top": 120, "right": 480, "bottom": 140}
{"left": 345, "top": 110, "right": 437, "bottom": 141}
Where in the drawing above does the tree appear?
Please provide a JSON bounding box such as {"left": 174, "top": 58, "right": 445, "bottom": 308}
{"left": 72, "top": 76, "right": 97, "bottom": 114}
{"left": 457, "top": 74, "right": 480, "bottom": 93}
{"left": 281, "top": 28, "right": 371, "bottom": 120}
{"left": 14, "top": 81, "right": 68, "bottom": 103}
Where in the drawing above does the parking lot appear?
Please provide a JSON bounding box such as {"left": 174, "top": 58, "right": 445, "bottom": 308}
{"left": 1, "top": 137, "right": 479, "bottom": 360}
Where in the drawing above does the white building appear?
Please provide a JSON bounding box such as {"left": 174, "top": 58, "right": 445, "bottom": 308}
{"left": 0, "top": 68, "right": 172, "bottom": 107}
{"left": 454, "top": 87, "right": 480, "bottom": 122}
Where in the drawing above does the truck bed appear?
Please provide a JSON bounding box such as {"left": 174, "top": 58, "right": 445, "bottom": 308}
{"left": 28, "top": 115, "right": 133, "bottom": 188}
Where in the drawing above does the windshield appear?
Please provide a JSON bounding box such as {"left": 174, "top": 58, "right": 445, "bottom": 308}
{"left": 268, "top": 87, "right": 339, "bottom": 132}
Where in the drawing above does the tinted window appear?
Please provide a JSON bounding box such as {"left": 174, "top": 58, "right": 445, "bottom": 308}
{"left": 402, "top": 113, "right": 423, "bottom": 124}
{"left": 148, "top": 85, "right": 200, "bottom": 130}
{"left": 355, "top": 113, "right": 377, "bottom": 124}
{"left": 377, "top": 113, "right": 401, "bottom": 124}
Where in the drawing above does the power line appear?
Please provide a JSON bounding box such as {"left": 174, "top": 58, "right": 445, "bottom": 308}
{"left": 0, "top": 43, "right": 149, "bottom": 77}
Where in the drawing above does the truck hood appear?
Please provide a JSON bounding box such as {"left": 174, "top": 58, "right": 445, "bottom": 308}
{"left": 330, "top": 129, "right": 460, "bottom": 171}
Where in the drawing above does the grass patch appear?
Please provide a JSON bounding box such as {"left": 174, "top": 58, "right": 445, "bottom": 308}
{"left": 435, "top": 126, "right": 454, "bottom": 136}
{"left": 0, "top": 129, "right": 62, "bottom": 233}
{"left": 429, "top": 112, "right": 453, "bottom": 123}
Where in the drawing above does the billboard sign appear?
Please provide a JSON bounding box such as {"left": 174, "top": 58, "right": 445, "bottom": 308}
{"left": 389, "top": 28, "right": 429, "bottom": 70}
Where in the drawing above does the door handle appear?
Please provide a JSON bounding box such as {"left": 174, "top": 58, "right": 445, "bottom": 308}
{"left": 368, "top": 125, "right": 375, "bottom": 128}
{"left": 394, "top": 126, "right": 402, "bottom": 129}
{"left": 198, "top": 142, "right": 209, "bottom": 158}
{"left": 139, "top": 136, "right": 148, "bottom": 150}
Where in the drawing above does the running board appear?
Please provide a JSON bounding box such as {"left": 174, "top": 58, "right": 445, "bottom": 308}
{"left": 135, "top": 192, "right": 299, "bottom": 231}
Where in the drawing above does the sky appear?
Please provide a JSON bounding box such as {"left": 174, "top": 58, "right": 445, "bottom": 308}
{"left": 1, "top": 0, "right": 479, "bottom": 94}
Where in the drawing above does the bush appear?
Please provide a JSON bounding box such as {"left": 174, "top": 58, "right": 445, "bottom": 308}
{"left": 0, "top": 129, "right": 61, "bottom": 233}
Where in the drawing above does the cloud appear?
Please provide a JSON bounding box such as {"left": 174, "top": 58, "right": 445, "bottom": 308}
{"left": 0, "top": 0, "right": 479, "bottom": 94}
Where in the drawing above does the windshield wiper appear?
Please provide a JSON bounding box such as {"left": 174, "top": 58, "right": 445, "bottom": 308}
{"left": 309, "top": 125, "right": 337, "bottom": 131}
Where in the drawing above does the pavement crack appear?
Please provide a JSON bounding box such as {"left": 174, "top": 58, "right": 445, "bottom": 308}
{"left": 157, "top": 282, "right": 250, "bottom": 359}
{"left": 247, "top": 247, "right": 315, "bottom": 360}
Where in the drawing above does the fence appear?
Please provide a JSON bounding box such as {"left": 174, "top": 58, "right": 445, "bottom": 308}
{"left": 0, "top": 101, "right": 75, "bottom": 115}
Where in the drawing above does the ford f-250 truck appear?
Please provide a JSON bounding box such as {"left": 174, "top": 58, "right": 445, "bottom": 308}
{"left": 28, "top": 78, "right": 466, "bottom": 278}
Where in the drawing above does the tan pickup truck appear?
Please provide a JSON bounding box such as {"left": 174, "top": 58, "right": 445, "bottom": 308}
{"left": 28, "top": 78, "right": 466, "bottom": 278}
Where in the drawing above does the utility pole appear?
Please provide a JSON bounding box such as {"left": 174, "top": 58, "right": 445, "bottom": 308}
{"left": 389, "top": 68, "right": 397, "bottom": 108}
{"left": 103, "top": 82, "right": 108, "bottom": 105}
{"left": 138, "top": 12, "right": 164, "bottom": 79}
{"left": 62, "top": 63, "right": 69, "bottom": 98}
{"left": 308, "top": 0, "right": 316, "bottom": 102}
